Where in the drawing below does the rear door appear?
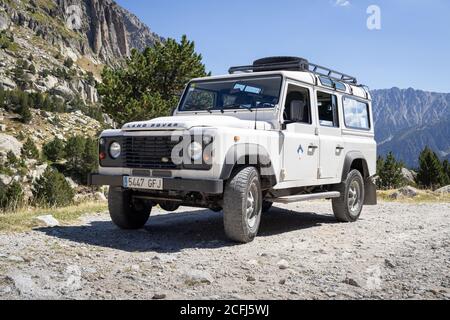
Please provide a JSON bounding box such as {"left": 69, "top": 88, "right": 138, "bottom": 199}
{"left": 315, "top": 90, "right": 345, "bottom": 180}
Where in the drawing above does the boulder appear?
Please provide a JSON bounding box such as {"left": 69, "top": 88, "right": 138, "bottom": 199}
{"left": 435, "top": 185, "right": 450, "bottom": 194}
{"left": 28, "top": 163, "right": 48, "bottom": 182}
{"left": 401, "top": 168, "right": 417, "bottom": 184}
{"left": 35, "top": 215, "right": 60, "bottom": 227}
{"left": 0, "top": 124, "right": 6, "bottom": 132}
{"left": 41, "top": 75, "right": 59, "bottom": 90}
{"left": 0, "top": 76, "right": 16, "bottom": 90}
{"left": 390, "top": 186, "right": 419, "bottom": 199}
{"left": 50, "top": 85, "right": 74, "bottom": 100}
{"left": 0, "top": 133, "right": 23, "bottom": 157}
{"left": 0, "top": 13, "right": 10, "bottom": 31}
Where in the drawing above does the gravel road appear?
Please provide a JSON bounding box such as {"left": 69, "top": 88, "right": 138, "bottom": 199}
{"left": 1, "top": 201, "right": 449, "bottom": 300}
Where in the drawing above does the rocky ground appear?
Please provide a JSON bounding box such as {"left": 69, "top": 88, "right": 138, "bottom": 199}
{"left": 0, "top": 201, "right": 449, "bottom": 300}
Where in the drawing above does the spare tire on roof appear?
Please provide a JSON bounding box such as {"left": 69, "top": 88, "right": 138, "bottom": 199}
{"left": 252, "top": 56, "right": 309, "bottom": 72}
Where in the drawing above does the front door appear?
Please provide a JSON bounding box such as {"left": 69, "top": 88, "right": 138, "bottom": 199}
{"left": 316, "top": 90, "right": 344, "bottom": 180}
{"left": 282, "top": 83, "right": 319, "bottom": 184}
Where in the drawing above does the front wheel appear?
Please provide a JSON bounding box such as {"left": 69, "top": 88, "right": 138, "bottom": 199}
{"left": 108, "top": 188, "right": 152, "bottom": 229}
{"left": 332, "top": 170, "right": 365, "bottom": 222}
{"left": 223, "top": 167, "right": 262, "bottom": 243}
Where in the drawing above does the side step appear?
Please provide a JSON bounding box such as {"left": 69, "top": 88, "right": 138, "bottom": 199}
{"left": 268, "top": 192, "right": 341, "bottom": 204}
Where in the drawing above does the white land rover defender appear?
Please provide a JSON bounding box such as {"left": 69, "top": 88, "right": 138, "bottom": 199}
{"left": 89, "top": 56, "right": 377, "bottom": 243}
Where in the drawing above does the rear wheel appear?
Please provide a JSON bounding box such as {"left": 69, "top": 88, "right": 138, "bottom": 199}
{"left": 108, "top": 188, "right": 152, "bottom": 229}
{"left": 332, "top": 170, "right": 365, "bottom": 222}
{"left": 223, "top": 167, "right": 262, "bottom": 243}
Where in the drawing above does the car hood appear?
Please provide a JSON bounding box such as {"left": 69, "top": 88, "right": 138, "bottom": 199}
{"left": 122, "top": 115, "right": 273, "bottom": 131}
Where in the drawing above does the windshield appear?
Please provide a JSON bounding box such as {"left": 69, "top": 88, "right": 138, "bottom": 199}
{"left": 179, "top": 76, "right": 283, "bottom": 112}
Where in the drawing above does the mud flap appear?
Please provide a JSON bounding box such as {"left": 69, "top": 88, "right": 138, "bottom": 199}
{"left": 364, "top": 177, "right": 377, "bottom": 205}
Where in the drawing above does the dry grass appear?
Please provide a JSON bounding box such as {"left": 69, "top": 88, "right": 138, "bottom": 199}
{"left": 377, "top": 190, "right": 450, "bottom": 203}
{"left": 76, "top": 56, "right": 105, "bottom": 80}
{"left": 0, "top": 201, "right": 107, "bottom": 233}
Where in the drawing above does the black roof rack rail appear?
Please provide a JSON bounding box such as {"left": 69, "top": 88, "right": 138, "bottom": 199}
{"left": 229, "top": 60, "right": 359, "bottom": 85}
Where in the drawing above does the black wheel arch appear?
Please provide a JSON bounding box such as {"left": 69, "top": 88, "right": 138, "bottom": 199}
{"left": 341, "top": 151, "right": 370, "bottom": 181}
{"left": 341, "top": 151, "right": 377, "bottom": 206}
{"left": 220, "top": 144, "right": 277, "bottom": 190}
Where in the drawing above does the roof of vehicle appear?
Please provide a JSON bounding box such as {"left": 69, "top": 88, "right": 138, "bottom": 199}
{"left": 190, "top": 57, "right": 372, "bottom": 101}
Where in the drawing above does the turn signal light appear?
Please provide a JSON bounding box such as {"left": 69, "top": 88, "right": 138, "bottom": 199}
{"left": 99, "top": 152, "right": 106, "bottom": 160}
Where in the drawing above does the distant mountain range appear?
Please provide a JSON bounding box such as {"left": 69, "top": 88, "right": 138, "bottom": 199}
{"left": 372, "top": 88, "right": 450, "bottom": 168}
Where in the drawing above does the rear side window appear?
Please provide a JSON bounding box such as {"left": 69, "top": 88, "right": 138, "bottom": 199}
{"left": 343, "top": 97, "right": 370, "bottom": 130}
{"left": 317, "top": 91, "right": 339, "bottom": 128}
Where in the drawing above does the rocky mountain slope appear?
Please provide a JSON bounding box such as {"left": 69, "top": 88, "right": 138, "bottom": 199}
{"left": 0, "top": 0, "right": 161, "bottom": 103}
{"left": 372, "top": 88, "right": 450, "bottom": 168}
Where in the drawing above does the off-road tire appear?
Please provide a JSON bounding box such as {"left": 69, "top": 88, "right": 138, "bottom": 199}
{"left": 332, "top": 170, "right": 365, "bottom": 222}
{"left": 262, "top": 201, "right": 273, "bottom": 213}
{"left": 223, "top": 167, "right": 262, "bottom": 243}
{"left": 108, "top": 188, "right": 152, "bottom": 229}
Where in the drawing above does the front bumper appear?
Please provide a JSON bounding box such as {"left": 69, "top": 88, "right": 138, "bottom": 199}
{"left": 88, "top": 174, "right": 224, "bottom": 194}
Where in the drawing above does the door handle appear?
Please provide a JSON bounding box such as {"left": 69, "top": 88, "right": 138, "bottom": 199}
{"left": 309, "top": 144, "right": 319, "bottom": 150}
{"left": 336, "top": 145, "right": 345, "bottom": 150}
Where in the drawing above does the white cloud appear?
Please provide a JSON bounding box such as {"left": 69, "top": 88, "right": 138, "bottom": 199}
{"left": 334, "top": 0, "right": 351, "bottom": 7}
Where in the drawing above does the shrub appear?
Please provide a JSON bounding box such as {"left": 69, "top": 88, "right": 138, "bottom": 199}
{"left": 416, "top": 147, "right": 447, "bottom": 189}
{"left": 32, "top": 167, "right": 74, "bottom": 207}
{"left": 376, "top": 152, "right": 405, "bottom": 190}
{"left": 80, "top": 137, "right": 98, "bottom": 184}
{"left": 0, "top": 181, "right": 25, "bottom": 211}
{"left": 18, "top": 102, "right": 32, "bottom": 124}
{"left": 65, "top": 136, "right": 85, "bottom": 171}
{"left": 43, "top": 138, "right": 65, "bottom": 162}
{"left": 22, "top": 138, "right": 40, "bottom": 159}
{"left": 64, "top": 57, "right": 74, "bottom": 68}
{"left": 6, "top": 150, "right": 19, "bottom": 166}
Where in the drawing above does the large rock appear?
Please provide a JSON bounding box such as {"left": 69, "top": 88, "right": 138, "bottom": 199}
{"left": 50, "top": 85, "right": 74, "bottom": 100}
{"left": 0, "top": 12, "right": 10, "bottom": 31}
{"left": 0, "top": 134, "right": 23, "bottom": 157}
{"left": 401, "top": 168, "right": 417, "bottom": 184}
{"left": 0, "top": 76, "right": 16, "bottom": 90}
{"left": 390, "top": 186, "right": 419, "bottom": 199}
{"left": 435, "top": 186, "right": 450, "bottom": 194}
{"left": 28, "top": 163, "right": 48, "bottom": 182}
{"left": 35, "top": 215, "right": 60, "bottom": 227}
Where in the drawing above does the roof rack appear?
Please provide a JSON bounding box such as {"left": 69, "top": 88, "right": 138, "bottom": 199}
{"left": 229, "top": 60, "right": 359, "bottom": 85}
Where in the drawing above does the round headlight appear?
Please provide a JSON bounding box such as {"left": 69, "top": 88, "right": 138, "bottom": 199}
{"left": 109, "top": 142, "right": 121, "bottom": 159}
{"left": 187, "top": 141, "right": 203, "bottom": 161}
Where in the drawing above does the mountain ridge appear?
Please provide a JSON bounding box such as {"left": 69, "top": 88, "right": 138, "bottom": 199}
{"left": 371, "top": 87, "right": 450, "bottom": 168}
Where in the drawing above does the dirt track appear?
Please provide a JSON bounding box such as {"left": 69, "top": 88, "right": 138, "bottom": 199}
{"left": 1, "top": 201, "right": 449, "bottom": 300}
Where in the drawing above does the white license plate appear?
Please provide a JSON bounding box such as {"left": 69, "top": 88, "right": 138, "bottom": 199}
{"left": 123, "top": 176, "right": 163, "bottom": 190}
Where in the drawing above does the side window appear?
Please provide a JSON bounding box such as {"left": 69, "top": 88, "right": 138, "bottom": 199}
{"left": 284, "top": 84, "right": 311, "bottom": 124}
{"left": 317, "top": 91, "right": 339, "bottom": 128}
{"left": 343, "top": 97, "right": 370, "bottom": 130}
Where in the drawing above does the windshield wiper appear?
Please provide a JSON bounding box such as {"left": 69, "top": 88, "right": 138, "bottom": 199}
{"left": 221, "top": 104, "right": 253, "bottom": 112}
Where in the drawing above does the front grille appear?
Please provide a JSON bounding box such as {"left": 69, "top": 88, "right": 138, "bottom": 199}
{"left": 123, "top": 136, "right": 180, "bottom": 169}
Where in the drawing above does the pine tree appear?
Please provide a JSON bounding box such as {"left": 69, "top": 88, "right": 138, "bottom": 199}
{"left": 43, "top": 138, "right": 65, "bottom": 162}
{"left": 376, "top": 152, "right": 405, "bottom": 190}
{"left": 98, "top": 35, "right": 209, "bottom": 126}
{"left": 416, "top": 147, "right": 446, "bottom": 189}
{"left": 442, "top": 160, "right": 450, "bottom": 185}
{"left": 22, "top": 138, "right": 40, "bottom": 160}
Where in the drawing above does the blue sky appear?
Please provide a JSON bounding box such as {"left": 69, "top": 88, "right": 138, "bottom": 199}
{"left": 116, "top": 0, "right": 450, "bottom": 92}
